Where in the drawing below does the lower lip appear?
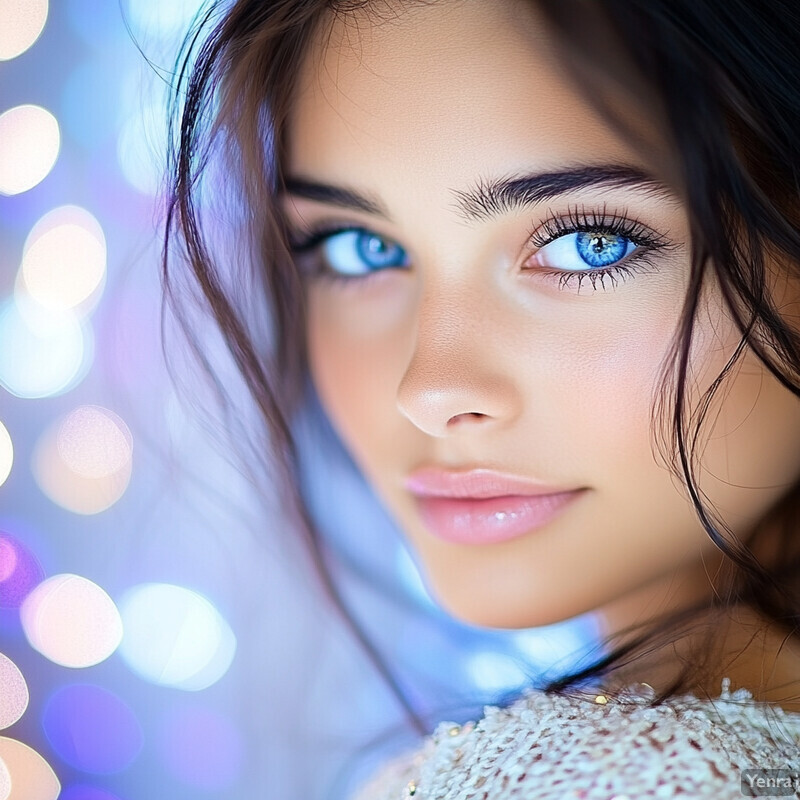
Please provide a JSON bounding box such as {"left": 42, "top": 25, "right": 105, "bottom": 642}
{"left": 414, "top": 491, "right": 584, "bottom": 545}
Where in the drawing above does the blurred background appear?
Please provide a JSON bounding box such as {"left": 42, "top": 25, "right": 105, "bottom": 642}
{"left": 0, "top": 1, "right": 605, "bottom": 798}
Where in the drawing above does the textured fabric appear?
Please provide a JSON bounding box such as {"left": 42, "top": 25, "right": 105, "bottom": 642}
{"left": 351, "top": 679, "right": 800, "bottom": 799}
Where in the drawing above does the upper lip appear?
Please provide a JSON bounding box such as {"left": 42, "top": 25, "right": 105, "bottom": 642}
{"left": 404, "top": 467, "right": 580, "bottom": 499}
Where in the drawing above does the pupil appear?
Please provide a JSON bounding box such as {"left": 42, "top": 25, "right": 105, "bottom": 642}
{"left": 575, "top": 231, "right": 628, "bottom": 268}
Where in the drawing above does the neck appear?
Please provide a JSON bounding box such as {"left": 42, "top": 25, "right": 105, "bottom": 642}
{"left": 598, "top": 602, "right": 800, "bottom": 713}
{"left": 590, "top": 528, "right": 800, "bottom": 712}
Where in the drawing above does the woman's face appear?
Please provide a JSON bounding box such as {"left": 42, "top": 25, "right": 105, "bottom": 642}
{"left": 283, "top": 0, "right": 800, "bottom": 633}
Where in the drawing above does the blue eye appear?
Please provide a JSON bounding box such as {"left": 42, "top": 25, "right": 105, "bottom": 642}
{"left": 537, "top": 231, "right": 636, "bottom": 271}
{"left": 319, "top": 230, "right": 409, "bottom": 276}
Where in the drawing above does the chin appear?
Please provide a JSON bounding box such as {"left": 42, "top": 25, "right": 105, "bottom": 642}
{"left": 429, "top": 584, "right": 572, "bottom": 631}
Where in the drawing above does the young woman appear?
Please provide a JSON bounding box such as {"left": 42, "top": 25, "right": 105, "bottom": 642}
{"left": 164, "top": 0, "right": 800, "bottom": 796}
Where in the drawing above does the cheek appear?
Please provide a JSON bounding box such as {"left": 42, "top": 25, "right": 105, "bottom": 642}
{"left": 686, "top": 295, "right": 800, "bottom": 535}
{"left": 542, "top": 301, "right": 680, "bottom": 471}
{"left": 304, "top": 284, "right": 410, "bottom": 467}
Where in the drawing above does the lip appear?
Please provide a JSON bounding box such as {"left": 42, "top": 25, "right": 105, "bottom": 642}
{"left": 404, "top": 467, "right": 575, "bottom": 499}
{"left": 404, "top": 468, "right": 585, "bottom": 545}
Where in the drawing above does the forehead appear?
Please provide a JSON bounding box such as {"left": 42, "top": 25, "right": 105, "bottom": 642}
{"left": 288, "top": 0, "right": 650, "bottom": 202}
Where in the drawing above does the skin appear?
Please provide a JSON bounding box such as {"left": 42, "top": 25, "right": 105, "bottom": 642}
{"left": 283, "top": 0, "right": 800, "bottom": 705}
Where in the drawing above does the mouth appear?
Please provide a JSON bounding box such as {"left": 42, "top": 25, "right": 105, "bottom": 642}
{"left": 404, "top": 467, "right": 586, "bottom": 545}
{"left": 411, "top": 491, "right": 584, "bottom": 545}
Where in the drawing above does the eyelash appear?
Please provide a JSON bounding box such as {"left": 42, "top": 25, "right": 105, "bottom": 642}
{"left": 287, "top": 204, "right": 672, "bottom": 292}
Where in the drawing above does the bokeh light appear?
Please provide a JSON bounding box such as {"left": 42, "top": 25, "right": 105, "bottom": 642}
{"left": 56, "top": 406, "right": 132, "bottom": 478}
{"left": 0, "top": 737, "right": 60, "bottom": 800}
{"left": 0, "top": 422, "right": 12, "bottom": 488}
{"left": 0, "top": 298, "right": 92, "bottom": 399}
{"left": 42, "top": 684, "right": 142, "bottom": 774}
{"left": 0, "top": 532, "right": 44, "bottom": 609}
{"left": 118, "top": 583, "right": 236, "bottom": 691}
{"left": 18, "top": 205, "right": 107, "bottom": 315}
{"left": 0, "top": 756, "right": 9, "bottom": 800}
{"left": 159, "top": 706, "right": 243, "bottom": 791}
{"left": 0, "top": 105, "right": 59, "bottom": 195}
{"left": 20, "top": 574, "right": 123, "bottom": 668}
{"left": 0, "top": 653, "right": 29, "bottom": 729}
{"left": 0, "top": 0, "right": 48, "bottom": 61}
{"left": 0, "top": 544, "right": 13, "bottom": 584}
{"left": 32, "top": 406, "right": 132, "bottom": 515}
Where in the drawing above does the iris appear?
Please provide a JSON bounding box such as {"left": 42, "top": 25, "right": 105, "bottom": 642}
{"left": 322, "top": 230, "right": 409, "bottom": 276}
{"left": 574, "top": 232, "right": 629, "bottom": 268}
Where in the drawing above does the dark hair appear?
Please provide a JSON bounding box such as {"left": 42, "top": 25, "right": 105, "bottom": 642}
{"left": 162, "top": 0, "right": 800, "bottom": 745}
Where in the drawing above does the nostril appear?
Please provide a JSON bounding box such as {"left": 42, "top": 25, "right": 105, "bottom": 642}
{"left": 447, "top": 412, "right": 487, "bottom": 426}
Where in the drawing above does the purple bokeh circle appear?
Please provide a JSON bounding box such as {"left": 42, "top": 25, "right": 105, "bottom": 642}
{"left": 43, "top": 684, "right": 143, "bottom": 774}
{"left": 0, "top": 530, "right": 45, "bottom": 608}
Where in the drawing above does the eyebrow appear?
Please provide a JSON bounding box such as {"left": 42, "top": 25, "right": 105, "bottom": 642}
{"left": 282, "top": 164, "right": 676, "bottom": 224}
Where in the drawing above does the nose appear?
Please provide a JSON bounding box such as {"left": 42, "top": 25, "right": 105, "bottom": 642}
{"left": 395, "top": 281, "right": 522, "bottom": 438}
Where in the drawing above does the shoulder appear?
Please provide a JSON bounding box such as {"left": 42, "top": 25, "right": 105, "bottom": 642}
{"left": 350, "top": 682, "right": 800, "bottom": 800}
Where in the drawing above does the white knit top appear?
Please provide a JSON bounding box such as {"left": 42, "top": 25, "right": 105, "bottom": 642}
{"left": 351, "top": 679, "right": 800, "bottom": 799}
